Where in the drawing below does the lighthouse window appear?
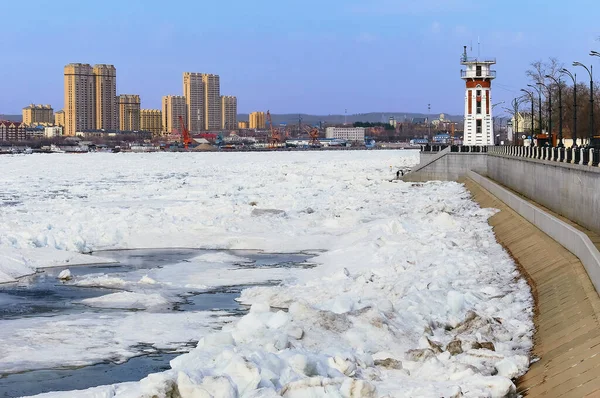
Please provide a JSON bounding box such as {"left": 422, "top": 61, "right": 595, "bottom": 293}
{"left": 476, "top": 65, "right": 482, "bottom": 77}
{"left": 476, "top": 119, "right": 482, "bottom": 135}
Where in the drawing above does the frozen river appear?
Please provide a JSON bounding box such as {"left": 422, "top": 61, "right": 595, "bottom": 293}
{"left": 0, "top": 249, "right": 311, "bottom": 397}
{"left": 0, "top": 151, "right": 534, "bottom": 397}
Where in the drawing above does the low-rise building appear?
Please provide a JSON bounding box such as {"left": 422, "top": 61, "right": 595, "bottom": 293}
{"left": 238, "top": 121, "right": 249, "bottom": 129}
{"left": 44, "top": 126, "right": 64, "bottom": 138}
{"left": 0, "top": 121, "right": 28, "bottom": 141}
{"left": 325, "top": 127, "right": 365, "bottom": 142}
{"left": 76, "top": 129, "right": 152, "bottom": 140}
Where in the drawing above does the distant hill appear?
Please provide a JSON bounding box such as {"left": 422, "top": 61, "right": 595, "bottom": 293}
{"left": 237, "top": 112, "right": 463, "bottom": 126}
{"left": 1, "top": 112, "right": 467, "bottom": 126}
{"left": 0, "top": 114, "right": 22, "bottom": 122}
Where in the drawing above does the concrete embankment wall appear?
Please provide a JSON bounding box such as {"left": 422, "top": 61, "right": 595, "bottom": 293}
{"left": 402, "top": 153, "right": 487, "bottom": 182}
{"left": 468, "top": 171, "right": 600, "bottom": 294}
{"left": 464, "top": 177, "right": 600, "bottom": 397}
{"left": 486, "top": 154, "right": 600, "bottom": 237}
{"left": 405, "top": 151, "right": 600, "bottom": 235}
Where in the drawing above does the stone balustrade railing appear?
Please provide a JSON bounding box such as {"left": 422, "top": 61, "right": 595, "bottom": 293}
{"left": 421, "top": 144, "right": 488, "bottom": 153}
{"left": 487, "top": 145, "right": 600, "bottom": 167}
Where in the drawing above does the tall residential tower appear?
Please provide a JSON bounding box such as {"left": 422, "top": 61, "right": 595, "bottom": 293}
{"left": 162, "top": 95, "right": 187, "bottom": 134}
{"left": 221, "top": 96, "right": 237, "bottom": 130}
{"left": 64, "top": 63, "right": 95, "bottom": 136}
{"left": 460, "top": 46, "right": 496, "bottom": 145}
{"left": 118, "top": 94, "right": 141, "bottom": 131}
{"left": 22, "top": 104, "right": 53, "bottom": 126}
{"left": 202, "top": 74, "right": 221, "bottom": 130}
{"left": 141, "top": 109, "right": 163, "bottom": 136}
{"left": 249, "top": 111, "right": 265, "bottom": 129}
{"left": 93, "top": 64, "right": 118, "bottom": 130}
{"left": 183, "top": 72, "right": 204, "bottom": 133}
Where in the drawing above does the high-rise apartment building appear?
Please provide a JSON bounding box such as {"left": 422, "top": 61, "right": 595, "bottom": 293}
{"left": 118, "top": 94, "right": 141, "bottom": 131}
{"left": 64, "top": 63, "right": 95, "bottom": 136}
{"left": 93, "top": 64, "right": 118, "bottom": 130}
{"left": 141, "top": 109, "right": 163, "bottom": 137}
{"left": 161, "top": 95, "right": 187, "bottom": 134}
{"left": 22, "top": 104, "right": 54, "bottom": 126}
{"left": 221, "top": 96, "right": 237, "bottom": 130}
{"left": 54, "top": 110, "right": 65, "bottom": 127}
{"left": 249, "top": 112, "right": 266, "bottom": 129}
{"left": 202, "top": 74, "right": 221, "bottom": 130}
{"left": 183, "top": 72, "right": 204, "bottom": 133}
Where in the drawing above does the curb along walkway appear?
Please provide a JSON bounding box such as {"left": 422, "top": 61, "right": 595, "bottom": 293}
{"left": 463, "top": 178, "right": 600, "bottom": 397}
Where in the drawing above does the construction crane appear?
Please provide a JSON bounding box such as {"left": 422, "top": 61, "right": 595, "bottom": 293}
{"left": 266, "top": 110, "right": 281, "bottom": 148}
{"left": 178, "top": 116, "right": 192, "bottom": 150}
{"left": 303, "top": 126, "right": 320, "bottom": 147}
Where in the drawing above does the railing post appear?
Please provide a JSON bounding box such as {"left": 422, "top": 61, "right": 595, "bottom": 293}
{"left": 571, "top": 148, "right": 577, "bottom": 164}
{"left": 550, "top": 147, "right": 555, "bottom": 161}
{"left": 579, "top": 148, "right": 586, "bottom": 165}
{"left": 588, "top": 149, "right": 594, "bottom": 166}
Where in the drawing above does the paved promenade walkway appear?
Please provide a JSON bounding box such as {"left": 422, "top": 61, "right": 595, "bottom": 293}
{"left": 463, "top": 178, "right": 600, "bottom": 397}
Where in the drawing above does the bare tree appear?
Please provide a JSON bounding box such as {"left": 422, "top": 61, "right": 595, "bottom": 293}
{"left": 526, "top": 58, "right": 563, "bottom": 84}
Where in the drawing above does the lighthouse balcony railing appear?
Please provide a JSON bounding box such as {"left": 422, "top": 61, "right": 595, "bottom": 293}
{"left": 460, "top": 57, "right": 496, "bottom": 64}
{"left": 460, "top": 70, "right": 496, "bottom": 78}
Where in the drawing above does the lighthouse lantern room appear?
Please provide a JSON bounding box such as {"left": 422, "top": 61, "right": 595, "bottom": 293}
{"left": 460, "top": 46, "right": 496, "bottom": 145}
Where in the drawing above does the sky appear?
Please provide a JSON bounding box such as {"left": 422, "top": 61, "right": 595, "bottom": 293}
{"left": 1, "top": 0, "right": 599, "bottom": 116}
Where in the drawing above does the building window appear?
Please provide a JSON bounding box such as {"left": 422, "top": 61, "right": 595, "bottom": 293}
{"left": 476, "top": 65, "right": 482, "bottom": 77}
{"left": 476, "top": 119, "right": 482, "bottom": 135}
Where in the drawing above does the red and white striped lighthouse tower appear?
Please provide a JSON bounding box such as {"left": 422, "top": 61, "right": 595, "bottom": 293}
{"left": 460, "top": 46, "right": 496, "bottom": 145}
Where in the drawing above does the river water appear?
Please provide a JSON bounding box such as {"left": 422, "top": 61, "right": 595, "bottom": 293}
{"left": 0, "top": 249, "right": 313, "bottom": 398}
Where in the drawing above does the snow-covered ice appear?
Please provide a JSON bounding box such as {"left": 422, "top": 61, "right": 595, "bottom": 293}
{"left": 0, "top": 151, "right": 534, "bottom": 397}
{"left": 0, "top": 310, "right": 231, "bottom": 374}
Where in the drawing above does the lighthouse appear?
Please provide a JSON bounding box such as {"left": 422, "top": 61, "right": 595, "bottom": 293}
{"left": 460, "top": 46, "right": 496, "bottom": 145}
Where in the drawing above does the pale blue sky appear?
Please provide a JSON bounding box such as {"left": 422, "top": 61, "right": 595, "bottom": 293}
{"left": 1, "top": 0, "right": 599, "bottom": 116}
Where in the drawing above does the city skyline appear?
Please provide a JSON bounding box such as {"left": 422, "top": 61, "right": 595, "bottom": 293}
{"left": 1, "top": 0, "right": 599, "bottom": 116}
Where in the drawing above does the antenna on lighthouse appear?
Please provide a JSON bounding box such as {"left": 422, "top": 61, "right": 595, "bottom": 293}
{"left": 477, "top": 36, "right": 481, "bottom": 58}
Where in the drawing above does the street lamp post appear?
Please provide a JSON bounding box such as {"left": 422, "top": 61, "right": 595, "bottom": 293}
{"left": 521, "top": 89, "right": 536, "bottom": 146}
{"left": 546, "top": 75, "right": 563, "bottom": 147}
{"left": 427, "top": 103, "right": 431, "bottom": 137}
{"left": 590, "top": 51, "right": 600, "bottom": 145}
{"left": 573, "top": 61, "right": 593, "bottom": 146}
{"left": 491, "top": 101, "right": 504, "bottom": 144}
{"left": 560, "top": 68, "right": 577, "bottom": 147}
{"left": 537, "top": 81, "right": 553, "bottom": 146}
{"left": 528, "top": 84, "right": 543, "bottom": 145}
